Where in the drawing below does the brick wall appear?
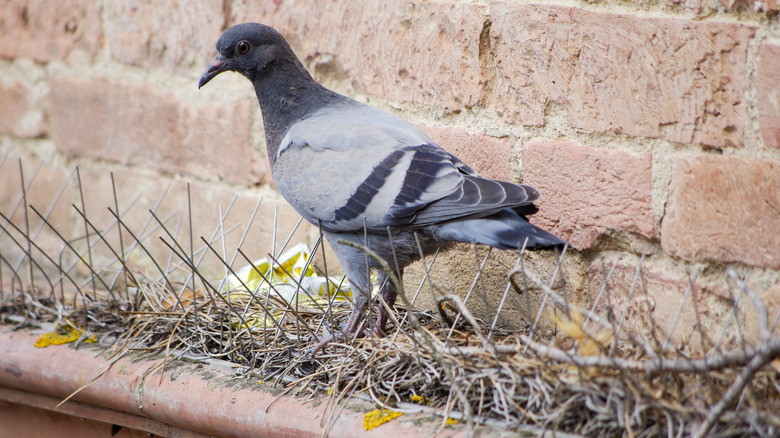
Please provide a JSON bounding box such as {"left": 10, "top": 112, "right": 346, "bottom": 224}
{"left": 1, "top": 0, "right": 778, "bottom": 337}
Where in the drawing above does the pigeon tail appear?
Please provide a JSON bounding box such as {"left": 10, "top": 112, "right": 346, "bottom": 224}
{"left": 200, "top": 23, "right": 569, "bottom": 340}
{"left": 433, "top": 210, "right": 566, "bottom": 250}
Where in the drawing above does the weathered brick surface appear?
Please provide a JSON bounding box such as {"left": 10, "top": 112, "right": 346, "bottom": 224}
{"left": 229, "top": 0, "right": 487, "bottom": 111}
{"left": 0, "top": 0, "right": 102, "bottom": 62}
{"left": 588, "top": 257, "right": 723, "bottom": 347}
{"left": 178, "top": 100, "right": 263, "bottom": 185}
{"left": 421, "top": 125, "right": 512, "bottom": 180}
{"left": 720, "top": 0, "right": 778, "bottom": 11}
{"left": 0, "top": 151, "right": 75, "bottom": 258}
{"left": 522, "top": 139, "right": 654, "bottom": 249}
{"left": 745, "top": 283, "right": 780, "bottom": 344}
{"left": 661, "top": 155, "right": 780, "bottom": 268}
{"left": 589, "top": 257, "right": 780, "bottom": 347}
{"left": 0, "top": 153, "right": 73, "bottom": 229}
{"left": 757, "top": 43, "right": 780, "bottom": 149}
{"left": 49, "top": 77, "right": 262, "bottom": 185}
{"left": 490, "top": 3, "right": 754, "bottom": 148}
{"left": 0, "top": 80, "right": 44, "bottom": 137}
{"left": 76, "top": 166, "right": 312, "bottom": 279}
{"left": 663, "top": 0, "right": 703, "bottom": 11}
{"left": 105, "top": 0, "right": 225, "bottom": 72}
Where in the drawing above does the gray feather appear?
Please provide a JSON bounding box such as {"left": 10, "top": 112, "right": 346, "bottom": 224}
{"left": 199, "top": 22, "right": 567, "bottom": 337}
{"left": 278, "top": 103, "right": 432, "bottom": 157}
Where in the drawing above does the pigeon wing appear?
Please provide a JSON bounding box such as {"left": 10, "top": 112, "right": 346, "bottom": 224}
{"left": 272, "top": 103, "right": 537, "bottom": 232}
{"left": 271, "top": 104, "right": 449, "bottom": 231}
{"left": 378, "top": 146, "right": 540, "bottom": 227}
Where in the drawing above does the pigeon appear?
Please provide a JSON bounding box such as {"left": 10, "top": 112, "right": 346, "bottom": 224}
{"left": 199, "top": 23, "right": 566, "bottom": 340}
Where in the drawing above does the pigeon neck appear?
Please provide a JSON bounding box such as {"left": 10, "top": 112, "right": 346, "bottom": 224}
{"left": 251, "top": 59, "right": 339, "bottom": 163}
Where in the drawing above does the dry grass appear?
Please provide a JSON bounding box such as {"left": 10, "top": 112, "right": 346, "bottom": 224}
{"left": 2, "top": 156, "right": 780, "bottom": 437}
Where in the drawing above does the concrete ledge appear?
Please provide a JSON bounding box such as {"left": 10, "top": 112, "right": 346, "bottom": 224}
{"left": 0, "top": 325, "right": 460, "bottom": 437}
{"left": 0, "top": 386, "right": 201, "bottom": 437}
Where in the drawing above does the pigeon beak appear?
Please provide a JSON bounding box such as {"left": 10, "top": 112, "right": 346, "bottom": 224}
{"left": 198, "top": 56, "right": 229, "bottom": 89}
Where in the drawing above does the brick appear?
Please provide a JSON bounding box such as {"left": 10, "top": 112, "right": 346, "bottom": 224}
{"left": 178, "top": 100, "right": 263, "bottom": 185}
{"left": 588, "top": 257, "right": 724, "bottom": 348}
{"left": 0, "top": 151, "right": 75, "bottom": 259}
{"left": 76, "top": 166, "right": 313, "bottom": 281}
{"left": 589, "top": 257, "right": 780, "bottom": 348}
{"left": 490, "top": 3, "right": 755, "bottom": 148}
{"left": 703, "top": 277, "right": 780, "bottom": 345}
{"left": 757, "top": 43, "right": 780, "bottom": 149}
{"left": 522, "top": 139, "right": 654, "bottom": 249}
{"left": 49, "top": 77, "right": 263, "bottom": 185}
{"left": 0, "top": 80, "right": 44, "bottom": 137}
{"left": 229, "top": 0, "right": 487, "bottom": 111}
{"left": 0, "top": 0, "right": 101, "bottom": 62}
{"left": 105, "top": 0, "right": 225, "bottom": 71}
{"left": 661, "top": 155, "right": 780, "bottom": 268}
{"left": 405, "top": 245, "right": 585, "bottom": 333}
{"left": 421, "top": 125, "right": 512, "bottom": 180}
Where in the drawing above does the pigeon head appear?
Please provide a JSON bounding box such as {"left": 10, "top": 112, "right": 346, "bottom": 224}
{"left": 199, "top": 23, "right": 340, "bottom": 159}
{"left": 198, "top": 23, "right": 296, "bottom": 89}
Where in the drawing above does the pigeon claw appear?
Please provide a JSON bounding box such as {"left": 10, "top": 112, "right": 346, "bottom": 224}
{"left": 306, "top": 311, "right": 390, "bottom": 355}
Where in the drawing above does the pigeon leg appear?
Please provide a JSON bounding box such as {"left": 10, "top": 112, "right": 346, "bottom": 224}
{"left": 308, "top": 271, "right": 398, "bottom": 355}
{"left": 323, "top": 232, "right": 374, "bottom": 338}
{"left": 307, "top": 287, "right": 368, "bottom": 355}
{"left": 374, "top": 269, "right": 400, "bottom": 337}
{"left": 341, "top": 285, "right": 369, "bottom": 336}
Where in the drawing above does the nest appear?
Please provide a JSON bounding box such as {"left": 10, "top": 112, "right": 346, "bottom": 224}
{"left": 4, "top": 263, "right": 780, "bottom": 437}
{"left": 1, "top": 158, "right": 779, "bottom": 437}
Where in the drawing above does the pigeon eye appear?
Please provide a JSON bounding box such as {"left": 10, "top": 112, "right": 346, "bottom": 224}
{"left": 236, "top": 41, "right": 251, "bottom": 54}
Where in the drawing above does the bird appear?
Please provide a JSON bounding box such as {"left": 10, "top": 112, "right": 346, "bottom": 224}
{"left": 199, "top": 23, "right": 566, "bottom": 341}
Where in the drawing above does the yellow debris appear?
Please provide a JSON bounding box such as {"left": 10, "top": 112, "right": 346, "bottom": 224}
{"left": 34, "top": 324, "right": 96, "bottom": 348}
{"left": 363, "top": 409, "right": 402, "bottom": 430}
{"left": 411, "top": 394, "right": 425, "bottom": 403}
{"left": 446, "top": 418, "right": 459, "bottom": 425}
{"left": 223, "top": 243, "right": 357, "bottom": 329}
{"left": 554, "top": 310, "right": 613, "bottom": 357}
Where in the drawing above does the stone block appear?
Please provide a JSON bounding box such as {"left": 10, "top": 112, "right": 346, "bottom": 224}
{"left": 421, "top": 124, "right": 513, "bottom": 180}
{"left": 661, "top": 155, "right": 780, "bottom": 268}
{"left": 49, "top": 77, "right": 262, "bottom": 185}
{"left": 522, "top": 139, "right": 654, "bottom": 249}
{"left": 0, "top": 80, "right": 44, "bottom": 138}
{"left": 490, "top": 3, "right": 754, "bottom": 148}
{"left": 0, "top": 0, "right": 101, "bottom": 62}
{"left": 105, "top": 0, "right": 225, "bottom": 72}
{"left": 757, "top": 43, "right": 780, "bottom": 149}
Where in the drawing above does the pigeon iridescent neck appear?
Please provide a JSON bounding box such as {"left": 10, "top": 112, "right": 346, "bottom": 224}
{"left": 247, "top": 56, "right": 344, "bottom": 163}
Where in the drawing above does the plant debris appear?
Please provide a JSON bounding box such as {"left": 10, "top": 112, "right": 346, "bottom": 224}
{"left": 1, "top": 159, "right": 778, "bottom": 437}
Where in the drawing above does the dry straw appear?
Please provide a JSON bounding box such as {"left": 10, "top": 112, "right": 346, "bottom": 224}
{"left": 1, "top": 155, "right": 779, "bottom": 437}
